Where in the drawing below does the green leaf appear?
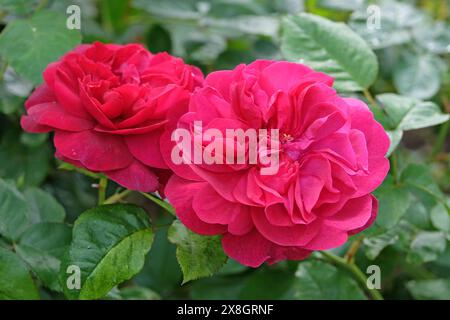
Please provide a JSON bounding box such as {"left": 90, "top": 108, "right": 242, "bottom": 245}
{"left": 349, "top": 2, "right": 424, "bottom": 49}
{"left": 0, "top": 65, "right": 31, "bottom": 115}
{"left": 377, "top": 94, "right": 449, "bottom": 131}
{"left": 0, "top": 247, "right": 39, "bottom": 299}
{"left": 45, "top": 171, "right": 97, "bottom": 222}
{"left": 107, "top": 286, "right": 161, "bottom": 300}
{"left": 281, "top": 13, "right": 378, "bottom": 92}
{"left": 0, "top": 0, "right": 36, "bottom": 16}
{"left": 293, "top": 260, "right": 366, "bottom": 299}
{"left": 407, "top": 231, "right": 447, "bottom": 264}
{"left": 401, "top": 164, "right": 445, "bottom": 204}
{"left": 133, "top": 0, "right": 201, "bottom": 20}
{"left": 430, "top": 203, "right": 450, "bottom": 232}
{"left": 168, "top": 220, "right": 227, "bottom": 284}
{"left": 386, "top": 129, "right": 403, "bottom": 157}
{"left": 239, "top": 269, "right": 296, "bottom": 299}
{"left": 413, "top": 22, "right": 450, "bottom": 55}
{"left": 407, "top": 279, "right": 450, "bottom": 299}
{"left": 0, "top": 179, "right": 30, "bottom": 242}
{"left": 15, "top": 223, "right": 72, "bottom": 292}
{"left": 376, "top": 94, "right": 449, "bottom": 155}
{"left": 24, "top": 187, "right": 66, "bottom": 224}
{"left": 363, "top": 228, "right": 400, "bottom": 260}
{"left": 316, "top": 0, "right": 364, "bottom": 12}
{"left": 393, "top": 52, "right": 444, "bottom": 100}
{"left": 190, "top": 276, "right": 247, "bottom": 300}
{"left": 0, "top": 128, "right": 51, "bottom": 187}
{"left": 0, "top": 10, "right": 81, "bottom": 85}
{"left": 374, "top": 177, "right": 412, "bottom": 229}
{"left": 217, "top": 258, "right": 248, "bottom": 276}
{"left": 62, "top": 204, "right": 154, "bottom": 300}
{"left": 204, "top": 16, "right": 279, "bottom": 37}
{"left": 135, "top": 228, "right": 182, "bottom": 296}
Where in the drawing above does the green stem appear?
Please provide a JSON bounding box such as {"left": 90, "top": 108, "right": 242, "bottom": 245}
{"left": 363, "top": 89, "right": 377, "bottom": 107}
{"left": 35, "top": 0, "right": 48, "bottom": 12}
{"left": 390, "top": 152, "right": 399, "bottom": 185}
{"left": 104, "top": 189, "right": 132, "bottom": 204}
{"left": 97, "top": 177, "right": 108, "bottom": 205}
{"left": 431, "top": 120, "right": 450, "bottom": 160}
{"left": 344, "top": 236, "right": 364, "bottom": 263}
{"left": 0, "top": 62, "right": 8, "bottom": 82}
{"left": 140, "top": 192, "right": 175, "bottom": 216}
{"left": 58, "top": 162, "right": 101, "bottom": 179}
{"left": 320, "top": 251, "right": 384, "bottom": 300}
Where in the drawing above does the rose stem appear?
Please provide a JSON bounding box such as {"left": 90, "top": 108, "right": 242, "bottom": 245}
{"left": 103, "top": 189, "right": 132, "bottom": 204}
{"left": 140, "top": 192, "right": 176, "bottom": 216}
{"left": 97, "top": 176, "right": 108, "bottom": 205}
{"left": 320, "top": 250, "right": 384, "bottom": 300}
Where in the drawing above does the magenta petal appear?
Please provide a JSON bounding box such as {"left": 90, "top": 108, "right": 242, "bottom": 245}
{"left": 260, "top": 61, "right": 333, "bottom": 94}
{"left": 192, "top": 186, "right": 241, "bottom": 225}
{"left": 325, "top": 195, "right": 373, "bottom": 231}
{"left": 222, "top": 229, "right": 273, "bottom": 267}
{"left": 25, "top": 83, "right": 56, "bottom": 110}
{"left": 349, "top": 195, "right": 378, "bottom": 235}
{"left": 54, "top": 130, "right": 133, "bottom": 171}
{"left": 54, "top": 70, "right": 91, "bottom": 119}
{"left": 165, "top": 175, "right": 227, "bottom": 235}
{"left": 24, "top": 102, "right": 94, "bottom": 132}
{"left": 20, "top": 115, "right": 52, "bottom": 133}
{"left": 106, "top": 161, "right": 159, "bottom": 192}
{"left": 222, "top": 229, "right": 311, "bottom": 268}
{"left": 303, "top": 223, "right": 348, "bottom": 250}
{"left": 125, "top": 131, "right": 168, "bottom": 169}
{"left": 252, "top": 209, "right": 319, "bottom": 246}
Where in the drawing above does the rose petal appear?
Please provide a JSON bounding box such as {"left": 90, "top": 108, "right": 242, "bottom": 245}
{"left": 106, "top": 161, "right": 159, "bottom": 192}
{"left": 54, "top": 130, "right": 133, "bottom": 171}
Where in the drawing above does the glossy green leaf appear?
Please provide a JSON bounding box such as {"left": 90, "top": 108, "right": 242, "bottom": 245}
{"left": 363, "top": 228, "right": 400, "bottom": 260}
{"left": 386, "top": 129, "right": 403, "bottom": 157}
{"left": 107, "top": 286, "right": 161, "bottom": 300}
{"left": 407, "top": 279, "right": 450, "bottom": 300}
{"left": 374, "top": 177, "right": 412, "bottom": 229}
{"left": 62, "top": 204, "right": 154, "bottom": 300}
{"left": 401, "top": 164, "right": 446, "bottom": 204}
{"left": 407, "top": 231, "right": 447, "bottom": 264}
{"left": 0, "top": 179, "right": 30, "bottom": 241}
{"left": 413, "top": 22, "right": 450, "bottom": 55}
{"left": 239, "top": 269, "right": 296, "bottom": 299}
{"left": 0, "top": 128, "right": 51, "bottom": 187}
{"left": 135, "top": 228, "right": 182, "bottom": 296}
{"left": 349, "top": 2, "right": 424, "bottom": 49}
{"left": 430, "top": 203, "right": 450, "bottom": 232}
{"left": 168, "top": 220, "right": 227, "bottom": 284}
{"left": 0, "top": 10, "right": 81, "bottom": 85}
{"left": 24, "top": 188, "right": 66, "bottom": 224}
{"left": 15, "top": 223, "right": 72, "bottom": 292}
{"left": 0, "top": 0, "right": 36, "bottom": 16}
{"left": 0, "top": 247, "right": 39, "bottom": 299}
{"left": 293, "top": 260, "right": 367, "bottom": 299}
{"left": 393, "top": 52, "right": 444, "bottom": 100}
{"left": 377, "top": 94, "right": 449, "bottom": 131}
{"left": 281, "top": 13, "right": 378, "bottom": 92}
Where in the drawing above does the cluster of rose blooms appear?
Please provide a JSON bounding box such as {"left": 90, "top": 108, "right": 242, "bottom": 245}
{"left": 22, "top": 42, "right": 389, "bottom": 267}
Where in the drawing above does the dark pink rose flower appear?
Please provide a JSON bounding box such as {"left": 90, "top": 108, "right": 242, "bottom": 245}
{"left": 164, "top": 60, "right": 390, "bottom": 267}
{"left": 21, "top": 42, "right": 203, "bottom": 192}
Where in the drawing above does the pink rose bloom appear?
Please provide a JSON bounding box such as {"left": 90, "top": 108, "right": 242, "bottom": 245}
{"left": 165, "top": 60, "right": 390, "bottom": 267}
{"left": 21, "top": 42, "right": 203, "bottom": 192}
